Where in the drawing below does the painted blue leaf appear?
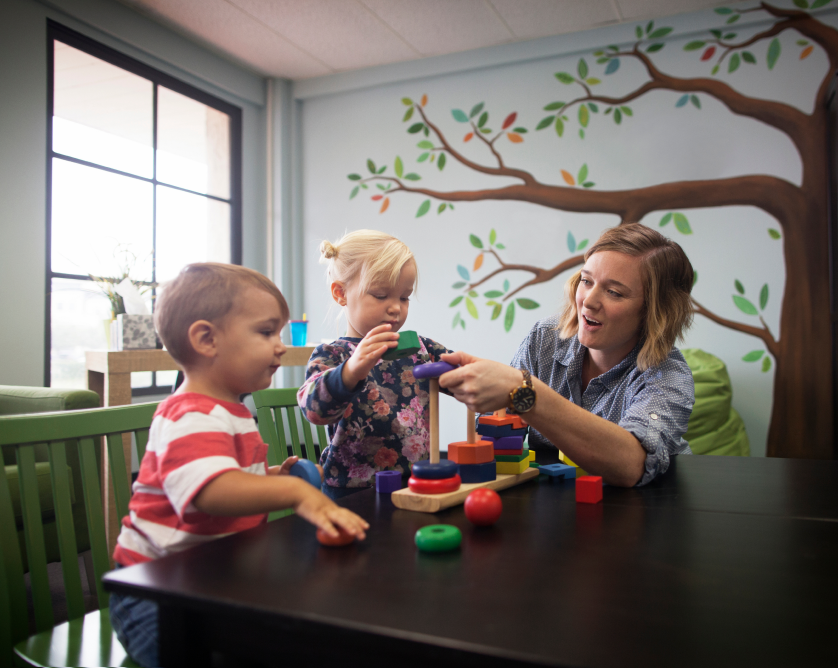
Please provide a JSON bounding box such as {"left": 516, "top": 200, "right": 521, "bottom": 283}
{"left": 605, "top": 58, "right": 620, "bottom": 75}
{"left": 567, "top": 231, "right": 577, "bottom": 253}
{"left": 457, "top": 265, "right": 470, "bottom": 281}
{"left": 452, "top": 109, "right": 469, "bottom": 123}
{"left": 676, "top": 94, "right": 689, "bottom": 108}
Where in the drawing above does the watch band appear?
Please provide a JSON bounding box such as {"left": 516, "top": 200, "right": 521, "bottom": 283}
{"left": 508, "top": 368, "right": 536, "bottom": 414}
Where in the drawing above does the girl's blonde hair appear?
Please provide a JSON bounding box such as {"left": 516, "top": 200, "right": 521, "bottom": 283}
{"left": 320, "top": 229, "right": 417, "bottom": 292}
{"left": 558, "top": 223, "right": 694, "bottom": 371}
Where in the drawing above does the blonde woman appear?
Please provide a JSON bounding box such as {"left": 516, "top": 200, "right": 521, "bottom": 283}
{"left": 440, "top": 224, "right": 695, "bottom": 487}
{"left": 298, "top": 230, "right": 451, "bottom": 499}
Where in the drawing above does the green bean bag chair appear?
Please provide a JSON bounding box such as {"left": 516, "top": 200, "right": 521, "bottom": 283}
{"left": 680, "top": 349, "right": 750, "bottom": 457}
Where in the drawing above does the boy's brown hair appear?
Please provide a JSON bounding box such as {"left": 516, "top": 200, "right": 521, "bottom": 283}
{"left": 155, "top": 263, "right": 289, "bottom": 365}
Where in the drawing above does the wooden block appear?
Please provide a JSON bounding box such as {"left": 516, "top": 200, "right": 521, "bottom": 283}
{"left": 527, "top": 449, "right": 535, "bottom": 462}
{"left": 493, "top": 448, "right": 524, "bottom": 456}
{"left": 493, "top": 435, "right": 524, "bottom": 450}
{"left": 576, "top": 476, "right": 603, "bottom": 504}
{"left": 540, "top": 463, "right": 576, "bottom": 480}
{"left": 390, "top": 467, "right": 539, "bottom": 513}
{"left": 478, "top": 414, "right": 516, "bottom": 427}
{"left": 458, "top": 461, "right": 497, "bottom": 484}
{"left": 494, "top": 450, "right": 528, "bottom": 462}
{"left": 382, "top": 330, "right": 421, "bottom": 360}
{"left": 496, "top": 458, "right": 530, "bottom": 475}
{"left": 448, "top": 440, "right": 494, "bottom": 464}
{"left": 476, "top": 423, "right": 524, "bottom": 439}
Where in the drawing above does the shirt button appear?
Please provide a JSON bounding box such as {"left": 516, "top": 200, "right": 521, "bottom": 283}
{"left": 650, "top": 413, "right": 658, "bottom": 420}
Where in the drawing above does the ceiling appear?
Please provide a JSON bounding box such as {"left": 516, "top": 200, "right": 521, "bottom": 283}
{"left": 115, "top": 0, "right": 740, "bottom": 81}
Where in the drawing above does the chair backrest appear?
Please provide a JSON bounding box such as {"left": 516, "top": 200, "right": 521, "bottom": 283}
{"left": 0, "top": 402, "right": 158, "bottom": 655}
{"left": 251, "top": 389, "right": 328, "bottom": 465}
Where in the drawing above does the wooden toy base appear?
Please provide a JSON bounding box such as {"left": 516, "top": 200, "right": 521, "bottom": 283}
{"left": 391, "top": 467, "right": 539, "bottom": 513}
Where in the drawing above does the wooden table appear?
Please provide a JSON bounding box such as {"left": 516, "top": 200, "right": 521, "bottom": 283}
{"left": 85, "top": 347, "right": 315, "bottom": 559}
{"left": 103, "top": 456, "right": 838, "bottom": 667}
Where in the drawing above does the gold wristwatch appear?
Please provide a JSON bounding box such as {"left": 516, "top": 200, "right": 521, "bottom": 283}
{"left": 508, "top": 368, "right": 536, "bottom": 414}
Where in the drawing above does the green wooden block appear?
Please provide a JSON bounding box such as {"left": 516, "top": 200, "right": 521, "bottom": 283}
{"left": 529, "top": 461, "right": 541, "bottom": 468}
{"left": 382, "top": 330, "right": 421, "bottom": 360}
{"left": 494, "top": 449, "right": 529, "bottom": 462}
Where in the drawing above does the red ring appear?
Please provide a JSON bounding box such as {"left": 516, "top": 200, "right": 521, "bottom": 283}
{"left": 408, "top": 474, "right": 461, "bottom": 494}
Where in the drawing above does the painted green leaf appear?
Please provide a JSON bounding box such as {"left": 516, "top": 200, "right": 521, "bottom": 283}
{"left": 797, "top": 40, "right": 810, "bottom": 46}
{"left": 715, "top": 6, "right": 733, "bottom": 13}
{"left": 555, "top": 72, "right": 576, "bottom": 84}
{"left": 729, "top": 53, "right": 741, "bottom": 73}
{"left": 469, "top": 102, "right": 484, "bottom": 119}
{"left": 496, "top": 243, "right": 505, "bottom": 250}
{"left": 489, "top": 229, "right": 497, "bottom": 245}
{"left": 460, "top": 319, "right": 466, "bottom": 330}
{"left": 348, "top": 173, "right": 362, "bottom": 181}
{"left": 684, "top": 41, "right": 706, "bottom": 51}
{"left": 768, "top": 228, "right": 781, "bottom": 239}
{"left": 726, "top": 14, "right": 740, "bottom": 24}
{"left": 367, "top": 159, "right": 376, "bottom": 174}
{"left": 578, "top": 58, "right": 588, "bottom": 79}
{"left": 767, "top": 38, "right": 781, "bottom": 70}
{"left": 408, "top": 123, "right": 424, "bottom": 133}
{"left": 693, "top": 271, "right": 698, "bottom": 286}
{"left": 582, "top": 182, "right": 595, "bottom": 188}
{"left": 567, "top": 231, "right": 577, "bottom": 253}
{"left": 377, "top": 184, "right": 386, "bottom": 191}
{"left": 710, "top": 29, "right": 723, "bottom": 39}
{"left": 360, "top": 184, "right": 368, "bottom": 189}
{"left": 635, "top": 25, "right": 643, "bottom": 39}
{"left": 793, "top": 0, "right": 809, "bottom": 7}
{"left": 402, "top": 97, "right": 414, "bottom": 106}
{"left": 676, "top": 94, "right": 689, "bottom": 108}
{"left": 604, "top": 58, "right": 620, "bottom": 75}
{"left": 438, "top": 153, "right": 447, "bottom": 171}
{"left": 457, "top": 265, "right": 470, "bottom": 280}
{"left": 394, "top": 157, "right": 403, "bottom": 178}
{"left": 812, "top": 0, "right": 832, "bottom": 8}
{"left": 517, "top": 298, "right": 540, "bottom": 310}
{"left": 417, "top": 140, "right": 434, "bottom": 149}
{"left": 484, "top": 290, "right": 504, "bottom": 299}
{"left": 604, "top": 107, "right": 612, "bottom": 114}
{"left": 762, "top": 356, "right": 772, "bottom": 372}
{"left": 555, "top": 117, "right": 565, "bottom": 137}
{"left": 673, "top": 213, "right": 692, "bottom": 234}
{"left": 404, "top": 173, "right": 421, "bottom": 180}
{"left": 466, "top": 297, "right": 479, "bottom": 319}
{"left": 648, "top": 27, "right": 673, "bottom": 39}
{"left": 660, "top": 212, "right": 673, "bottom": 227}
{"left": 536, "top": 116, "right": 555, "bottom": 130}
{"left": 734, "top": 279, "right": 745, "bottom": 295}
{"left": 723, "top": 33, "right": 737, "bottom": 40}
{"left": 646, "top": 43, "right": 664, "bottom": 53}
{"left": 452, "top": 109, "right": 469, "bottom": 123}
{"left": 586, "top": 78, "right": 601, "bottom": 85}
{"left": 588, "top": 102, "right": 599, "bottom": 112}
{"left": 733, "top": 295, "right": 758, "bottom": 316}
{"left": 760, "top": 284, "right": 769, "bottom": 310}
{"left": 453, "top": 312, "right": 462, "bottom": 329}
{"left": 478, "top": 111, "right": 489, "bottom": 128}
{"left": 449, "top": 203, "right": 454, "bottom": 210}
{"left": 438, "top": 203, "right": 447, "bottom": 214}
{"left": 468, "top": 290, "right": 479, "bottom": 298}
{"left": 711, "top": 64, "right": 720, "bottom": 75}
{"left": 597, "top": 57, "right": 610, "bottom": 64}
{"left": 491, "top": 304, "right": 502, "bottom": 320}
{"left": 416, "top": 200, "right": 431, "bottom": 218}
{"left": 403, "top": 107, "right": 414, "bottom": 122}
{"left": 691, "top": 95, "right": 701, "bottom": 109}
{"left": 452, "top": 281, "right": 466, "bottom": 289}
{"left": 742, "top": 350, "right": 764, "bottom": 362}
{"left": 377, "top": 165, "right": 386, "bottom": 175}
{"left": 608, "top": 44, "right": 620, "bottom": 51}
{"left": 449, "top": 296, "right": 464, "bottom": 307}
{"left": 620, "top": 106, "right": 633, "bottom": 116}
{"left": 579, "top": 105, "right": 589, "bottom": 128}
{"left": 614, "top": 108, "right": 623, "bottom": 124}
{"left": 503, "top": 279, "right": 510, "bottom": 292}
{"left": 349, "top": 186, "right": 359, "bottom": 200}
{"left": 504, "top": 302, "right": 516, "bottom": 332}
{"left": 646, "top": 21, "right": 654, "bottom": 35}
{"left": 470, "top": 234, "right": 484, "bottom": 249}
{"left": 577, "top": 240, "right": 589, "bottom": 250}
{"left": 544, "top": 102, "right": 566, "bottom": 111}
{"left": 578, "top": 164, "right": 588, "bottom": 184}
{"left": 594, "top": 50, "right": 605, "bottom": 56}
{"left": 417, "top": 153, "right": 429, "bottom": 163}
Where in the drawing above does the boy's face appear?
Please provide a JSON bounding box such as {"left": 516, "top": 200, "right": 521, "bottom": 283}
{"left": 213, "top": 286, "right": 287, "bottom": 398}
{"left": 342, "top": 260, "right": 416, "bottom": 339}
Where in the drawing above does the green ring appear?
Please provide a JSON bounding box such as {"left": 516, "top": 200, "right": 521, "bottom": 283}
{"left": 415, "top": 524, "right": 462, "bottom": 552}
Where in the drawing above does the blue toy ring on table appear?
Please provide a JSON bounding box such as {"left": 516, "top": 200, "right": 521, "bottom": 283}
{"left": 289, "top": 459, "right": 321, "bottom": 488}
{"left": 412, "top": 459, "right": 459, "bottom": 480}
{"left": 413, "top": 361, "right": 457, "bottom": 379}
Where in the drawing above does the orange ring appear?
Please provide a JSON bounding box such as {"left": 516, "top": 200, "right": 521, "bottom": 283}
{"left": 408, "top": 474, "right": 461, "bottom": 494}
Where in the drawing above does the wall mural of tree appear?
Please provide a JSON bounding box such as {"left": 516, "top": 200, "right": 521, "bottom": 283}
{"left": 345, "top": 2, "right": 838, "bottom": 460}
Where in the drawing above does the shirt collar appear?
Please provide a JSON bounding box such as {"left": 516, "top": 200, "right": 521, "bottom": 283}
{"left": 556, "top": 335, "right": 641, "bottom": 390}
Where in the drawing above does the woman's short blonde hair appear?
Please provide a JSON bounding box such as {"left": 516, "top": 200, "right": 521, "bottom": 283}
{"left": 558, "top": 223, "right": 694, "bottom": 370}
{"left": 320, "top": 229, "right": 416, "bottom": 292}
{"left": 155, "top": 262, "right": 289, "bottom": 365}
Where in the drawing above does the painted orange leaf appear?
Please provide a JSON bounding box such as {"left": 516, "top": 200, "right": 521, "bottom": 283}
{"left": 561, "top": 170, "right": 575, "bottom": 186}
{"left": 507, "top": 132, "right": 523, "bottom": 143}
{"left": 421, "top": 94, "right": 428, "bottom": 106}
{"left": 371, "top": 195, "right": 383, "bottom": 201}
{"left": 800, "top": 45, "right": 814, "bottom": 60}
{"left": 502, "top": 112, "right": 517, "bottom": 130}
{"left": 380, "top": 197, "right": 390, "bottom": 214}
{"left": 474, "top": 254, "right": 484, "bottom": 271}
{"left": 464, "top": 132, "right": 474, "bottom": 142}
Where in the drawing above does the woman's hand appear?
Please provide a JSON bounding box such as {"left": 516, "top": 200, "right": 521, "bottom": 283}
{"left": 438, "top": 351, "right": 522, "bottom": 413}
{"left": 342, "top": 324, "right": 399, "bottom": 389}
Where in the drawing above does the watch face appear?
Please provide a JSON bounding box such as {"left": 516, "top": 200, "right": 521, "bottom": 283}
{"left": 513, "top": 387, "right": 536, "bottom": 413}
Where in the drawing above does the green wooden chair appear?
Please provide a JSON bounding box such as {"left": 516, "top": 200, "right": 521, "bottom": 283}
{"left": 251, "top": 388, "right": 329, "bottom": 521}
{"left": 0, "top": 402, "right": 158, "bottom": 668}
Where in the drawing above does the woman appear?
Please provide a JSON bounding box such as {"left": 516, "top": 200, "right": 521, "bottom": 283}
{"left": 439, "top": 224, "right": 695, "bottom": 488}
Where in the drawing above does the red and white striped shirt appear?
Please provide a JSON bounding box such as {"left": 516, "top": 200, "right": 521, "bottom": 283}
{"left": 114, "top": 393, "right": 269, "bottom": 566}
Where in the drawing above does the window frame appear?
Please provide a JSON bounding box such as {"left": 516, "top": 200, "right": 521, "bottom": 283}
{"left": 45, "top": 20, "right": 243, "bottom": 394}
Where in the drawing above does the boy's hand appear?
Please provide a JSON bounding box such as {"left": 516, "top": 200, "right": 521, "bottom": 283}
{"left": 268, "top": 456, "right": 299, "bottom": 476}
{"left": 293, "top": 487, "right": 369, "bottom": 540}
{"left": 342, "top": 324, "right": 399, "bottom": 389}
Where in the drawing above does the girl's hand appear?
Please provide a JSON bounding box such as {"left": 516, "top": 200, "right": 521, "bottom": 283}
{"left": 438, "top": 351, "right": 522, "bottom": 413}
{"left": 342, "top": 324, "right": 399, "bottom": 389}
{"left": 268, "top": 456, "right": 300, "bottom": 476}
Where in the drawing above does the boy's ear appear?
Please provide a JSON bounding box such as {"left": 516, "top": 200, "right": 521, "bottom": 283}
{"left": 330, "top": 281, "right": 347, "bottom": 307}
{"left": 187, "top": 320, "right": 219, "bottom": 359}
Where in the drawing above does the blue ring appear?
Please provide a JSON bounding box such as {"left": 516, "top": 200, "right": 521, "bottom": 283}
{"left": 289, "top": 459, "right": 321, "bottom": 488}
{"left": 411, "top": 460, "right": 459, "bottom": 480}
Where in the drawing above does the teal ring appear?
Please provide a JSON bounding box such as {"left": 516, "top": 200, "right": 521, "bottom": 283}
{"left": 414, "top": 524, "right": 462, "bottom": 553}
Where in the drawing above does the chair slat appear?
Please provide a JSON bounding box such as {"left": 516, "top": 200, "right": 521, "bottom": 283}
{"left": 47, "top": 442, "right": 85, "bottom": 621}
{"left": 299, "top": 416, "right": 317, "bottom": 462}
{"left": 77, "top": 437, "right": 111, "bottom": 605}
{"left": 256, "top": 406, "right": 282, "bottom": 467}
{"left": 274, "top": 408, "right": 290, "bottom": 461}
{"left": 135, "top": 428, "right": 150, "bottom": 465}
{"left": 105, "top": 433, "right": 131, "bottom": 524}
{"left": 285, "top": 407, "right": 304, "bottom": 459}
{"left": 0, "top": 446, "right": 28, "bottom": 653}
{"left": 16, "top": 445, "right": 54, "bottom": 632}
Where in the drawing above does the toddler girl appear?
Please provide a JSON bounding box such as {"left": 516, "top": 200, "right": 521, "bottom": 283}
{"left": 298, "top": 230, "right": 450, "bottom": 499}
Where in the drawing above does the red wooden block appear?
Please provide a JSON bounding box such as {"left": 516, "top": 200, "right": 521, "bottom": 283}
{"left": 478, "top": 414, "right": 515, "bottom": 427}
{"left": 493, "top": 448, "right": 524, "bottom": 456}
{"left": 576, "top": 476, "right": 603, "bottom": 504}
{"left": 408, "top": 474, "right": 462, "bottom": 494}
{"left": 316, "top": 526, "right": 356, "bottom": 547}
{"left": 448, "top": 440, "right": 494, "bottom": 464}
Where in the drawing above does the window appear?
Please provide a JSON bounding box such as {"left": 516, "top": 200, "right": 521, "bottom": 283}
{"left": 46, "top": 22, "right": 242, "bottom": 393}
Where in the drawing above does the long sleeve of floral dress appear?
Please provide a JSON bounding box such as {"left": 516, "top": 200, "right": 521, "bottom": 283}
{"left": 297, "top": 335, "right": 450, "bottom": 491}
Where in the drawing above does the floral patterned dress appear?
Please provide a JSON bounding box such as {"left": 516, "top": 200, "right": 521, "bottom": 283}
{"left": 297, "top": 336, "right": 450, "bottom": 491}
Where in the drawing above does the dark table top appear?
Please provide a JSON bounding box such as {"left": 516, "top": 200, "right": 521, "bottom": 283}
{"left": 105, "top": 456, "right": 838, "bottom": 667}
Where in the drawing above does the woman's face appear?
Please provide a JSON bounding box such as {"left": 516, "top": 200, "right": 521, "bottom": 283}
{"left": 575, "top": 251, "right": 645, "bottom": 367}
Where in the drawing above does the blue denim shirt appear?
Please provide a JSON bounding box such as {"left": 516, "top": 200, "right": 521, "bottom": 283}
{"left": 510, "top": 316, "right": 694, "bottom": 486}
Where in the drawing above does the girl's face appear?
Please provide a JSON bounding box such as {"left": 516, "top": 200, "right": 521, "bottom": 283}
{"left": 337, "top": 260, "right": 417, "bottom": 339}
{"left": 575, "top": 251, "right": 645, "bottom": 368}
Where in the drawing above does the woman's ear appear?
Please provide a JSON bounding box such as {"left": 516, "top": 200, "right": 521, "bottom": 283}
{"left": 187, "top": 320, "right": 219, "bottom": 359}
{"left": 330, "top": 281, "right": 347, "bottom": 307}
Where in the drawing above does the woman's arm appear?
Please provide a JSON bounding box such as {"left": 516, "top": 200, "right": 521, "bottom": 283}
{"left": 439, "top": 352, "right": 646, "bottom": 487}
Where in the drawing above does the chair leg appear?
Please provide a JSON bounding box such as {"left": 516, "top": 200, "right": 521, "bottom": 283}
{"left": 82, "top": 550, "right": 99, "bottom": 607}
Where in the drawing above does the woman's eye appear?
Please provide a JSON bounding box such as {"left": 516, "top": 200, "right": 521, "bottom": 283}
{"left": 608, "top": 290, "right": 622, "bottom": 298}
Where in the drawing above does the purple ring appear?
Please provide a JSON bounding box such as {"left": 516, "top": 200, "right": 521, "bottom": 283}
{"left": 413, "top": 361, "right": 458, "bottom": 379}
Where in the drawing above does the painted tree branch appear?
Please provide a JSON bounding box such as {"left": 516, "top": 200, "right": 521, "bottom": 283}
{"left": 466, "top": 251, "right": 584, "bottom": 300}
{"left": 692, "top": 298, "right": 779, "bottom": 357}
